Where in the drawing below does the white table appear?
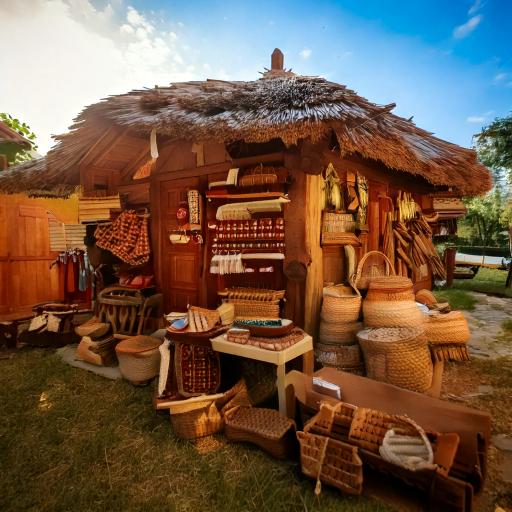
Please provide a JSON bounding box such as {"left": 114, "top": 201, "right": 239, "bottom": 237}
{"left": 210, "top": 333, "right": 314, "bottom": 416}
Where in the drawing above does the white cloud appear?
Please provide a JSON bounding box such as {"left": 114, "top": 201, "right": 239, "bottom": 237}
{"left": 466, "top": 115, "right": 485, "bottom": 123}
{"left": 0, "top": 0, "right": 198, "bottom": 154}
{"left": 468, "top": 0, "right": 483, "bottom": 15}
{"left": 494, "top": 72, "right": 508, "bottom": 82}
{"left": 299, "top": 48, "right": 312, "bottom": 60}
{"left": 453, "top": 15, "right": 482, "bottom": 39}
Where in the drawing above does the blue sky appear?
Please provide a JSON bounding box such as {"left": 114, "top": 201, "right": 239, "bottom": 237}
{"left": 1, "top": 0, "right": 511, "bottom": 153}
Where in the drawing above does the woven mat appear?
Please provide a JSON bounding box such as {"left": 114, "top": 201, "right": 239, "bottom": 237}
{"left": 175, "top": 342, "right": 221, "bottom": 397}
{"left": 231, "top": 327, "right": 305, "bottom": 351}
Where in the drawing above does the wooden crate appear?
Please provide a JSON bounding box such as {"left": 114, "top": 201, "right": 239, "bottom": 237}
{"left": 78, "top": 195, "right": 121, "bottom": 223}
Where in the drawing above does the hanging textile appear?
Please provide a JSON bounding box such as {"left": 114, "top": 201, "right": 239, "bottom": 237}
{"left": 95, "top": 210, "right": 151, "bottom": 266}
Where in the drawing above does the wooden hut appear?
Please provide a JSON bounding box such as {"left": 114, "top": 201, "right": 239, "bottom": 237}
{"left": 0, "top": 50, "right": 491, "bottom": 335}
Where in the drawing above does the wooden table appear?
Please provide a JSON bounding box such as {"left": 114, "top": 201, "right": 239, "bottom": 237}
{"left": 210, "top": 333, "right": 314, "bottom": 416}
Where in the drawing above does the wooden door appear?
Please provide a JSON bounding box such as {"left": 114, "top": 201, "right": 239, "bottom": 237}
{"left": 0, "top": 198, "right": 62, "bottom": 314}
{"left": 158, "top": 177, "right": 202, "bottom": 312}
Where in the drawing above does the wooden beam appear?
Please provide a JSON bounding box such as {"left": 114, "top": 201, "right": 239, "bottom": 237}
{"left": 153, "top": 151, "right": 285, "bottom": 183}
{"left": 322, "top": 150, "right": 444, "bottom": 195}
{"left": 78, "top": 125, "right": 128, "bottom": 170}
{"left": 304, "top": 174, "right": 324, "bottom": 341}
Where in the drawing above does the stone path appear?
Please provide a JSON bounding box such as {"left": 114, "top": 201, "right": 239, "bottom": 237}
{"left": 463, "top": 292, "right": 512, "bottom": 359}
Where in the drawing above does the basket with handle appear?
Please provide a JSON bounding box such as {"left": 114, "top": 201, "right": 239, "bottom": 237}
{"left": 352, "top": 251, "right": 396, "bottom": 291}
{"left": 238, "top": 164, "right": 278, "bottom": 187}
{"left": 298, "top": 402, "right": 363, "bottom": 496}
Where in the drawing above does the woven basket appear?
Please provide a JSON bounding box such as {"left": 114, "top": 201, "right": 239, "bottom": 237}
{"left": 220, "top": 288, "right": 285, "bottom": 301}
{"left": 228, "top": 299, "right": 280, "bottom": 318}
{"left": 115, "top": 336, "right": 161, "bottom": 384}
{"left": 357, "top": 327, "right": 433, "bottom": 392}
{"left": 315, "top": 342, "right": 362, "bottom": 368}
{"left": 424, "top": 311, "right": 470, "bottom": 344}
{"left": 169, "top": 380, "right": 251, "bottom": 439}
{"left": 362, "top": 300, "right": 424, "bottom": 328}
{"left": 353, "top": 251, "right": 395, "bottom": 291}
{"left": 321, "top": 285, "right": 361, "bottom": 323}
{"left": 365, "top": 277, "right": 415, "bottom": 302}
{"left": 170, "top": 397, "right": 224, "bottom": 439}
{"left": 298, "top": 402, "right": 363, "bottom": 495}
{"left": 224, "top": 406, "right": 296, "bottom": 459}
{"left": 322, "top": 212, "right": 356, "bottom": 234}
{"left": 415, "top": 289, "right": 437, "bottom": 306}
{"left": 319, "top": 321, "right": 363, "bottom": 345}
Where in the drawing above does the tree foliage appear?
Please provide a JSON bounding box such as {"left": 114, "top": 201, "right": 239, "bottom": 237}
{"left": 0, "top": 112, "right": 38, "bottom": 165}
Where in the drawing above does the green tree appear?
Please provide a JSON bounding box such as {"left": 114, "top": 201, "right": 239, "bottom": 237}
{"left": 473, "top": 113, "right": 512, "bottom": 287}
{"left": 0, "top": 112, "right": 38, "bottom": 166}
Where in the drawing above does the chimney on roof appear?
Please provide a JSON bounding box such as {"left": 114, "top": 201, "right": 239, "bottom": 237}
{"left": 271, "top": 48, "right": 284, "bottom": 71}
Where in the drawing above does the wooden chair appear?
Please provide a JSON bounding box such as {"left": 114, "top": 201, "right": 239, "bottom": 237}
{"left": 97, "top": 286, "right": 162, "bottom": 336}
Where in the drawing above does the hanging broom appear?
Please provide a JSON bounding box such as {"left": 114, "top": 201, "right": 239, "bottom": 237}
{"left": 133, "top": 128, "right": 158, "bottom": 179}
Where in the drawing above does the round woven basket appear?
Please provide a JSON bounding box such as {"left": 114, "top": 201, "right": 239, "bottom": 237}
{"left": 424, "top": 311, "right": 470, "bottom": 344}
{"left": 321, "top": 294, "right": 361, "bottom": 323}
{"left": 365, "top": 277, "right": 415, "bottom": 302}
{"left": 357, "top": 327, "right": 433, "bottom": 392}
{"left": 415, "top": 289, "right": 437, "bottom": 306}
{"left": 115, "top": 336, "right": 162, "bottom": 384}
{"left": 363, "top": 300, "right": 425, "bottom": 328}
{"left": 315, "top": 342, "right": 362, "bottom": 368}
{"left": 319, "top": 321, "right": 364, "bottom": 345}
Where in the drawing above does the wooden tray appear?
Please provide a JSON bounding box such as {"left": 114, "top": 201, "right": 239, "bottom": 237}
{"left": 233, "top": 319, "right": 294, "bottom": 338}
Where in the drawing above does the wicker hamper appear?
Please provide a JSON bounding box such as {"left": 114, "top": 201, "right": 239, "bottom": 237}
{"left": 224, "top": 406, "right": 297, "bottom": 459}
{"left": 115, "top": 335, "right": 162, "bottom": 384}
{"left": 357, "top": 327, "right": 433, "bottom": 393}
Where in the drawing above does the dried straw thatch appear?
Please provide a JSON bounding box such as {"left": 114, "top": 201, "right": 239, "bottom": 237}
{"left": 0, "top": 75, "right": 491, "bottom": 197}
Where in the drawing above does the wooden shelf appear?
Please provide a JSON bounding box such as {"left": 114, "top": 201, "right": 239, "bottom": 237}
{"left": 321, "top": 239, "right": 361, "bottom": 247}
{"left": 206, "top": 191, "right": 287, "bottom": 200}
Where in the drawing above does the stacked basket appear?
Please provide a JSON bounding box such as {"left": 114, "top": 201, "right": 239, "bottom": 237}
{"left": 362, "top": 276, "right": 424, "bottom": 329}
{"left": 317, "top": 284, "right": 364, "bottom": 374}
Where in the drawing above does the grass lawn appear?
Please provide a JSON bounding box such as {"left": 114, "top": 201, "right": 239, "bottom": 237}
{"left": 434, "top": 268, "right": 511, "bottom": 309}
{"left": 0, "top": 349, "right": 390, "bottom": 512}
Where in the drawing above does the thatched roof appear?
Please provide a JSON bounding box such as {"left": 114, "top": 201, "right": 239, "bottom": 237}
{"left": 0, "top": 70, "right": 491, "bottom": 197}
{"left": 0, "top": 121, "right": 32, "bottom": 149}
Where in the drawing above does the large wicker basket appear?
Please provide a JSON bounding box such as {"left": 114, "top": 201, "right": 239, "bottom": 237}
{"left": 424, "top": 311, "right": 470, "bottom": 344}
{"left": 357, "top": 327, "right": 433, "bottom": 392}
{"left": 224, "top": 406, "right": 297, "bottom": 459}
{"left": 362, "top": 299, "right": 425, "bottom": 328}
{"left": 319, "top": 321, "right": 363, "bottom": 345}
{"left": 352, "top": 251, "right": 395, "bottom": 291}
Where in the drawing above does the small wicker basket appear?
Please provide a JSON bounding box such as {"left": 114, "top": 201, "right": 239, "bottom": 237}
{"left": 320, "top": 284, "right": 361, "bottom": 324}
{"left": 115, "top": 335, "right": 162, "bottom": 384}
{"left": 224, "top": 406, "right": 297, "bottom": 459}
{"left": 357, "top": 327, "right": 433, "bottom": 393}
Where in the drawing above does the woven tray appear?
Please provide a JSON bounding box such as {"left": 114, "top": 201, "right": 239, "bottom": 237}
{"left": 218, "top": 287, "right": 285, "bottom": 301}
{"left": 174, "top": 342, "right": 221, "bottom": 397}
{"left": 224, "top": 406, "right": 297, "bottom": 459}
